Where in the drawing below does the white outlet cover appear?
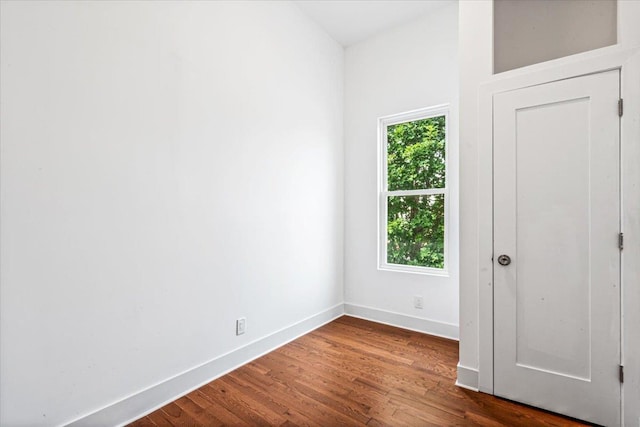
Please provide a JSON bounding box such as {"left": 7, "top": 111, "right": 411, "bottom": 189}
{"left": 236, "top": 318, "right": 246, "bottom": 335}
{"left": 414, "top": 296, "right": 424, "bottom": 309}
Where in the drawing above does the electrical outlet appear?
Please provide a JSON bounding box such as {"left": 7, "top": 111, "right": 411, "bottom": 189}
{"left": 236, "top": 318, "right": 246, "bottom": 335}
{"left": 413, "top": 296, "right": 424, "bottom": 309}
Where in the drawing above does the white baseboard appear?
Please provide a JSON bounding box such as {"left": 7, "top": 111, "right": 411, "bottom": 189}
{"left": 343, "top": 303, "right": 459, "bottom": 340}
{"left": 66, "top": 303, "right": 345, "bottom": 427}
{"left": 455, "top": 363, "right": 479, "bottom": 391}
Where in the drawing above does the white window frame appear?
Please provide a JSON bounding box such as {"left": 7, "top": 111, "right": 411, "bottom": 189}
{"left": 378, "top": 105, "right": 450, "bottom": 276}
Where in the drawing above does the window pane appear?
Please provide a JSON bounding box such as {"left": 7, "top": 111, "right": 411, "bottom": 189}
{"left": 387, "top": 116, "right": 446, "bottom": 191}
{"left": 387, "top": 194, "right": 444, "bottom": 269}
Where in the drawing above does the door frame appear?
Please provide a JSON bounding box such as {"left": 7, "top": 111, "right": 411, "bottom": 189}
{"left": 476, "top": 46, "right": 640, "bottom": 425}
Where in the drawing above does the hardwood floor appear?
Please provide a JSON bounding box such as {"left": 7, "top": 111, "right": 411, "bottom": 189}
{"left": 129, "top": 316, "right": 587, "bottom": 426}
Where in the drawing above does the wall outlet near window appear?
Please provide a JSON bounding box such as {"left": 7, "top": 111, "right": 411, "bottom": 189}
{"left": 236, "top": 318, "right": 246, "bottom": 335}
{"left": 413, "top": 296, "right": 424, "bottom": 309}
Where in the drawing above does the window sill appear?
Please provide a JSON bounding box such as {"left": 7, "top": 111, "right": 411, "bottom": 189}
{"left": 378, "top": 264, "right": 449, "bottom": 277}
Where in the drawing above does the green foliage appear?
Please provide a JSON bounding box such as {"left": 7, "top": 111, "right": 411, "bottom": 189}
{"left": 387, "top": 116, "right": 445, "bottom": 191}
{"left": 386, "top": 116, "right": 446, "bottom": 269}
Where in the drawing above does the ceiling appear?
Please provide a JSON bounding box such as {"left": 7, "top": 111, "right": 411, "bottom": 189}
{"left": 295, "top": 0, "right": 455, "bottom": 47}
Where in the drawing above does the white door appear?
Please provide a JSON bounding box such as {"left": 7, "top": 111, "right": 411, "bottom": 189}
{"left": 493, "top": 70, "right": 621, "bottom": 426}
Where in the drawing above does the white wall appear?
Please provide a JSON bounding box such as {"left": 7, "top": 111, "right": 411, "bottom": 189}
{"left": 0, "top": 2, "right": 343, "bottom": 425}
{"left": 344, "top": 3, "right": 459, "bottom": 338}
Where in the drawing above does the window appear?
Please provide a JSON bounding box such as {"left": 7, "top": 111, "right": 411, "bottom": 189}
{"left": 378, "top": 106, "right": 448, "bottom": 275}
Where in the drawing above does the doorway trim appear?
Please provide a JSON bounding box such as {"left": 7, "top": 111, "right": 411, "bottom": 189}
{"left": 476, "top": 45, "right": 640, "bottom": 425}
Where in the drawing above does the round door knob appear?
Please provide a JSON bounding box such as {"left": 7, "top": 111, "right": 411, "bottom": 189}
{"left": 498, "top": 255, "right": 511, "bottom": 266}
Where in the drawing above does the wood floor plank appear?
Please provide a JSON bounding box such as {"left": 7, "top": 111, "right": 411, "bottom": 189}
{"left": 200, "top": 382, "right": 275, "bottom": 426}
{"left": 130, "top": 416, "right": 158, "bottom": 427}
{"left": 215, "top": 377, "right": 288, "bottom": 425}
{"left": 173, "top": 395, "right": 225, "bottom": 426}
{"left": 146, "top": 410, "right": 176, "bottom": 427}
{"left": 191, "top": 389, "right": 256, "bottom": 426}
{"left": 260, "top": 349, "right": 381, "bottom": 410}
{"left": 256, "top": 364, "right": 368, "bottom": 425}
{"left": 129, "top": 316, "right": 588, "bottom": 427}
{"left": 158, "top": 402, "right": 201, "bottom": 427}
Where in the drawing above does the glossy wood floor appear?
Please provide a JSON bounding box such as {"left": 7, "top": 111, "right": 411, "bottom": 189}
{"left": 130, "top": 316, "right": 587, "bottom": 426}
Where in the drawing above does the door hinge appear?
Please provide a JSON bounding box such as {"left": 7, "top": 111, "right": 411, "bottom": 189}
{"left": 620, "top": 365, "right": 624, "bottom": 383}
{"left": 619, "top": 232, "right": 624, "bottom": 250}
{"left": 618, "top": 99, "right": 623, "bottom": 117}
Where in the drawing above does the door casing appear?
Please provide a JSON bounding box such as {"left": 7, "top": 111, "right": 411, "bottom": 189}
{"left": 474, "top": 46, "right": 640, "bottom": 426}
